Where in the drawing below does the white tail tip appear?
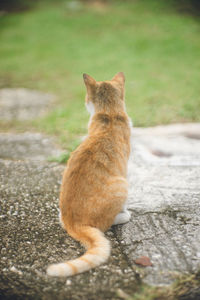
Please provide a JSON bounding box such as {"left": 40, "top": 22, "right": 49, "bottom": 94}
{"left": 47, "top": 263, "right": 73, "bottom": 277}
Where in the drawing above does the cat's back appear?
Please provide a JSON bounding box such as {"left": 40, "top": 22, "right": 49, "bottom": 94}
{"left": 61, "top": 121, "right": 129, "bottom": 200}
{"left": 66, "top": 132, "right": 117, "bottom": 178}
{"left": 68, "top": 115, "right": 130, "bottom": 173}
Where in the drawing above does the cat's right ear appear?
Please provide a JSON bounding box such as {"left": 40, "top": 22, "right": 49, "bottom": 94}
{"left": 83, "top": 74, "right": 96, "bottom": 92}
{"left": 112, "top": 72, "right": 125, "bottom": 85}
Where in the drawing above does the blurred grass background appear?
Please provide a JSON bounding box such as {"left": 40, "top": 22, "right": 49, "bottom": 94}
{"left": 0, "top": 0, "right": 200, "bottom": 148}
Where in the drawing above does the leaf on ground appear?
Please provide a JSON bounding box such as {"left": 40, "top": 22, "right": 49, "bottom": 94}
{"left": 134, "top": 256, "right": 153, "bottom": 267}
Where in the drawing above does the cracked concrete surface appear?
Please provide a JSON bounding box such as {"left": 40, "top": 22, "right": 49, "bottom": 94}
{"left": 0, "top": 129, "right": 138, "bottom": 299}
{"left": 0, "top": 88, "right": 200, "bottom": 300}
{"left": 0, "top": 158, "right": 137, "bottom": 300}
{"left": 123, "top": 123, "right": 200, "bottom": 285}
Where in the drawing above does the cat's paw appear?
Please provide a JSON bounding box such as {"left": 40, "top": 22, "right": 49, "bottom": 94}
{"left": 113, "top": 210, "right": 131, "bottom": 225}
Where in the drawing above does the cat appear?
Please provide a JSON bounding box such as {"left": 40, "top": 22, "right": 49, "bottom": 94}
{"left": 47, "top": 72, "right": 131, "bottom": 277}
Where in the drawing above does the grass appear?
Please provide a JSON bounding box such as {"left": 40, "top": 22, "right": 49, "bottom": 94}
{"left": 0, "top": 0, "right": 200, "bottom": 149}
{"left": 117, "top": 271, "right": 200, "bottom": 300}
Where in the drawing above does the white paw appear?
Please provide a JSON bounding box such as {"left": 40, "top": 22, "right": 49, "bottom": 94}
{"left": 113, "top": 210, "right": 131, "bottom": 225}
{"left": 47, "top": 263, "right": 71, "bottom": 277}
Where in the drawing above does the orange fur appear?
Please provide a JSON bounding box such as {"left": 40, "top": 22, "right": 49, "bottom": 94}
{"left": 47, "top": 72, "right": 131, "bottom": 277}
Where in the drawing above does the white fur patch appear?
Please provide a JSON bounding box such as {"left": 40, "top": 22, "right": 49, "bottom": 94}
{"left": 86, "top": 101, "right": 95, "bottom": 128}
{"left": 58, "top": 211, "right": 65, "bottom": 229}
{"left": 85, "top": 101, "right": 95, "bottom": 116}
{"left": 113, "top": 210, "right": 131, "bottom": 225}
{"left": 128, "top": 117, "right": 133, "bottom": 128}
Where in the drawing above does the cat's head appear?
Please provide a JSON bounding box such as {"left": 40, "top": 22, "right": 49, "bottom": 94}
{"left": 83, "top": 72, "right": 125, "bottom": 115}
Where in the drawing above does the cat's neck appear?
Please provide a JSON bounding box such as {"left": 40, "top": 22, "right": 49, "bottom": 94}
{"left": 88, "top": 111, "right": 130, "bottom": 136}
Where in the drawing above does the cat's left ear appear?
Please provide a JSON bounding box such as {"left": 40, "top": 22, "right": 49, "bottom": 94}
{"left": 112, "top": 72, "right": 125, "bottom": 85}
{"left": 83, "top": 74, "right": 96, "bottom": 90}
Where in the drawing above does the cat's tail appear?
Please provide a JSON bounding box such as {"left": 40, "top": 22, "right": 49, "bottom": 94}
{"left": 46, "top": 226, "right": 110, "bottom": 277}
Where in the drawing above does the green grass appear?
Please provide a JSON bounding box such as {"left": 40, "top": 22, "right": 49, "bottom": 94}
{"left": 117, "top": 271, "right": 200, "bottom": 300}
{"left": 0, "top": 0, "right": 200, "bottom": 148}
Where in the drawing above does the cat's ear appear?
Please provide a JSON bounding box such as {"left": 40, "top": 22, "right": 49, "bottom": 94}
{"left": 83, "top": 74, "right": 96, "bottom": 91}
{"left": 112, "top": 72, "right": 125, "bottom": 85}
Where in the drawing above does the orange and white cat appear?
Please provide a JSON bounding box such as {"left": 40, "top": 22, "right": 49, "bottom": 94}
{"left": 47, "top": 72, "right": 131, "bottom": 277}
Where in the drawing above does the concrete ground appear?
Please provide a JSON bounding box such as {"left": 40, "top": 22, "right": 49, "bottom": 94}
{"left": 0, "top": 89, "right": 200, "bottom": 299}
{"left": 0, "top": 89, "right": 54, "bottom": 121}
{"left": 125, "top": 123, "right": 200, "bottom": 286}
{"left": 0, "top": 156, "right": 136, "bottom": 300}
